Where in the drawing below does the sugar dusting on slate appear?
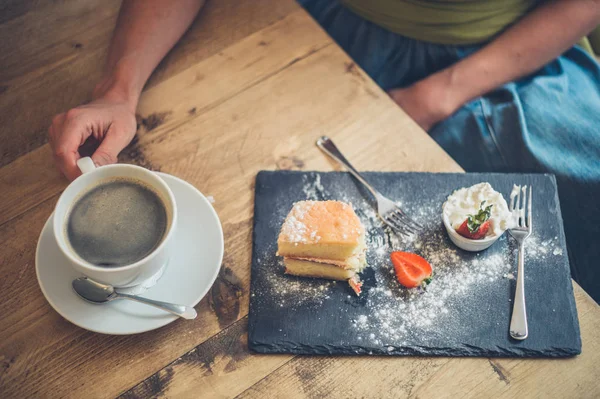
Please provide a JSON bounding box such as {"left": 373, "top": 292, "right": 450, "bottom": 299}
{"left": 263, "top": 263, "right": 337, "bottom": 306}
{"left": 258, "top": 173, "right": 565, "bottom": 346}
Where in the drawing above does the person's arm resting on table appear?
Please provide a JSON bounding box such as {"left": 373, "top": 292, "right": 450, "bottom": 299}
{"left": 49, "top": 0, "right": 205, "bottom": 180}
{"left": 390, "top": 0, "right": 600, "bottom": 131}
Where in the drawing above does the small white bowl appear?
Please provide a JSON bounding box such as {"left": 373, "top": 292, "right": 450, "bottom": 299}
{"left": 442, "top": 217, "right": 503, "bottom": 252}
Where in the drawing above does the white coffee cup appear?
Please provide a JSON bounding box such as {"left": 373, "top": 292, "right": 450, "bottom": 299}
{"left": 52, "top": 157, "right": 177, "bottom": 287}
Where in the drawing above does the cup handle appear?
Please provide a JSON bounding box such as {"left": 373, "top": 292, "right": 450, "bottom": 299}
{"left": 77, "top": 157, "right": 96, "bottom": 174}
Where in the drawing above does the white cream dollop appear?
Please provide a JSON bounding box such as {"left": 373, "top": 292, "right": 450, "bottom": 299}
{"left": 442, "top": 182, "right": 514, "bottom": 238}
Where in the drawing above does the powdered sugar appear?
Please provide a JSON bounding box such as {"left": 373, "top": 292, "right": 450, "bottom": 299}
{"left": 263, "top": 257, "right": 337, "bottom": 305}
{"left": 279, "top": 202, "right": 313, "bottom": 243}
{"left": 302, "top": 173, "right": 325, "bottom": 200}
{"left": 352, "top": 229, "right": 514, "bottom": 342}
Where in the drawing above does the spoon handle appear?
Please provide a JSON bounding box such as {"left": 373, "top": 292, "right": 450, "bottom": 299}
{"left": 316, "top": 136, "right": 382, "bottom": 199}
{"left": 116, "top": 293, "right": 197, "bottom": 320}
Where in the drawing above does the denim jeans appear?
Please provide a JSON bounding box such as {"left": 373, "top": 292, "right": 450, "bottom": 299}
{"left": 299, "top": 0, "right": 600, "bottom": 302}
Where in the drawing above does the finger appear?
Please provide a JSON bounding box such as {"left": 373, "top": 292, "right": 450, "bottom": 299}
{"left": 54, "top": 145, "right": 81, "bottom": 181}
{"left": 54, "top": 117, "right": 91, "bottom": 181}
{"left": 51, "top": 113, "right": 66, "bottom": 131}
{"left": 48, "top": 113, "right": 66, "bottom": 148}
{"left": 91, "top": 124, "right": 133, "bottom": 166}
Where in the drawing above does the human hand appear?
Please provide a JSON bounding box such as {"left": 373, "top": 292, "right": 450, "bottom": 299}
{"left": 48, "top": 95, "right": 137, "bottom": 180}
{"left": 388, "top": 73, "right": 460, "bottom": 132}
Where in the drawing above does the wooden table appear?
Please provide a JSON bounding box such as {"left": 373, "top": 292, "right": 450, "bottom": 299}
{"left": 1, "top": 1, "right": 599, "bottom": 397}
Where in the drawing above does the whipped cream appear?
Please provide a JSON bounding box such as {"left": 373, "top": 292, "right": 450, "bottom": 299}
{"left": 442, "top": 182, "right": 514, "bottom": 238}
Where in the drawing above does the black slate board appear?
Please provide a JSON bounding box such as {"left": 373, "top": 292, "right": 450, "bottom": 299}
{"left": 248, "top": 171, "right": 581, "bottom": 357}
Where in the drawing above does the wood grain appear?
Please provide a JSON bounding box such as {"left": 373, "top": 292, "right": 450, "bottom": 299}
{"left": 0, "top": 0, "right": 48, "bottom": 24}
{"left": 0, "top": 0, "right": 298, "bottom": 168}
{"left": 0, "top": 0, "right": 120, "bottom": 83}
{"left": 0, "top": 0, "right": 120, "bottom": 165}
{"left": 1, "top": 1, "right": 598, "bottom": 398}
{"left": 121, "top": 318, "right": 293, "bottom": 399}
{"left": 0, "top": 146, "right": 67, "bottom": 227}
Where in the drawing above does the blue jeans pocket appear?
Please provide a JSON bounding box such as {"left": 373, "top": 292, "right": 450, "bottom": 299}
{"left": 429, "top": 98, "right": 509, "bottom": 172}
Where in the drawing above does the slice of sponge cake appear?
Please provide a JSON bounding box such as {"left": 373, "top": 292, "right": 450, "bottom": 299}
{"left": 277, "top": 201, "right": 367, "bottom": 294}
{"left": 277, "top": 201, "right": 365, "bottom": 260}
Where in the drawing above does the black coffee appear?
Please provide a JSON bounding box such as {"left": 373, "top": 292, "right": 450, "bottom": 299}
{"left": 67, "top": 178, "right": 168, "bottom": 267}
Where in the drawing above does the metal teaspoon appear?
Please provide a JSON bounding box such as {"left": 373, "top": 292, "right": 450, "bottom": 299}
{"left": 72, "top": 277, "right": 197, "bottom": 320}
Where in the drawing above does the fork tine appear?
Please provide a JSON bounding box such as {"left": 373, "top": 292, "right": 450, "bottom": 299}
{"left": 521, "top": 185, "right": 528, "bottom": 228}
{"left": 389, "top": 217, "right": 414, "bottom": 237}
{"left": 392, "top": 208, "right": 423, "bottom": 230}
{"left": 385, "top": 221, "right": 411, "bottom": 237}
{"left": 382, "top": 215, "right": 412, "bottom": 237}
{"left": 388, "top": 212, "right": 418, "bottom": 234}
{"left": 527, "top": 185, "right": 532, "bottom": 230}
{"left": 515, "top": 186, "right": 522, "bottom": 227}
{"left": 400, "top": 212, "right": 423, "bottom": 231}
{"left": 388, "top": 211, "right": 417, "bottom": 233}
{"left": 395, "top": 212, "right": 421, "bottom": 233}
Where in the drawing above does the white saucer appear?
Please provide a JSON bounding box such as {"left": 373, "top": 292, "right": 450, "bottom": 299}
{"left": 35, "top": 173, "right": 224, "bottom": 335}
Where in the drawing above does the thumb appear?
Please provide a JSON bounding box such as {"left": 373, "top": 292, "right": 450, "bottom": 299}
{"left": 91, "top": 125, "right": 134, "bottom": 166}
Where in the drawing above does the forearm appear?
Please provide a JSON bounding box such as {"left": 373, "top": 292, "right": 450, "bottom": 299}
{"left": 94, "top": 0, "right": 206, "bottom": 110}
{"left": 435, "top": 0, "right": 600, "bottom": 110}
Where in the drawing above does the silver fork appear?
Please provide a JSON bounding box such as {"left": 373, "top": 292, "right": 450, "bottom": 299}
{"left": 508, "top": 185, "right": 532, "bottom": 340}
{"left": 316, "top": 136, "right": 423, "bottom": 236}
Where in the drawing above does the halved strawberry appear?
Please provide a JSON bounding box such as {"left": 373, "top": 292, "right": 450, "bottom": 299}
{"left": 391, "top": 251, "right": 433, "bottom": 289}
{"left": 455, "top": 201, "right": 493, "bottom": 240}
{"left": 456, "top": 220, "right": 490, "bottom": 240}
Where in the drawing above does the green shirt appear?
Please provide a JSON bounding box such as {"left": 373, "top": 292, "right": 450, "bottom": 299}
{"left": 341, "top": 0, "right": 599, "bottom": 56}
{"left": 341, "top": 0, "right": 538, "bottom": 45}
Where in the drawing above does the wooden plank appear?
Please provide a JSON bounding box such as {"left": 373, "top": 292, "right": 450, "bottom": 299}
{"left": 0, "top": 197, "right": 59, "bottom": 350}
{"left": 236, "top": 285, "right": 600, "bottom": 399}
{"left": 120, "top": 318, "right": 293, "bottom": 399}
{"left": 142, "top": 0, "right": 300, "bottom": 89}
{"left": 0, "top": 0, "right": 120, "bottom": 83}
{"left": 0, "top": 0, "right": 299, "bottom": 167}
{"left": 0, "top": 0, "right": 49, "bottom": 24}
{"left": 0, "top": 8, "right": 331, "bottom": 226}
{"left": 239, "top": 356, "right": 451, "bottom": 398}
{"left": 0, "top": 146, "right": 67, "bottom": 227}
{"left": 0, "top": 0, "right": 299, "bottom": 85}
